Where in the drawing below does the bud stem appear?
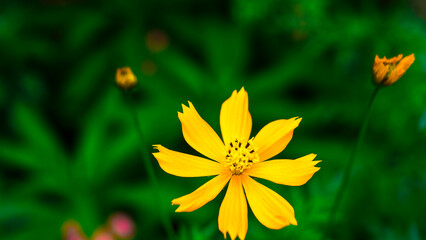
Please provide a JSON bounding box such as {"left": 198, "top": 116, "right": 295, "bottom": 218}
{"left": 125, "top": 92, "right": 176, "bottom": 240}
{"left": 325, "top": 85, "right": 380, "bottom": 238}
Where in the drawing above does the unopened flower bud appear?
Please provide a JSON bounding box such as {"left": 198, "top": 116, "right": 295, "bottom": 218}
{"left": 372, "top": 53, "right": 415, "bottom": 86}
{"left": 116, "top": 67, "right": 137, "bottom": 90}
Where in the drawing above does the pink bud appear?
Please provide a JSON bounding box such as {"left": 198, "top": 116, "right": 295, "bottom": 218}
{"left": 108, "top": 212, "right": 135, "bottom": 239}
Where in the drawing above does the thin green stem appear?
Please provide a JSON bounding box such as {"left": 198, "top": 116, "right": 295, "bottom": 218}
{"left": 125, "top": 92, "right": 175, "bottom": 240}
{"left": 325, "top": 86, "right": 380, "bottom": 237}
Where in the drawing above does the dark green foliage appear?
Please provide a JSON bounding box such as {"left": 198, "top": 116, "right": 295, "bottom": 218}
{"left": 0, "top": 0, "right": 425, "bottom": 239}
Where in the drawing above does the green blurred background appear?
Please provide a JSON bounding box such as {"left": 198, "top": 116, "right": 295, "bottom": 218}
{"left": 1, "top": 0, "right": 425, "bottom": 239}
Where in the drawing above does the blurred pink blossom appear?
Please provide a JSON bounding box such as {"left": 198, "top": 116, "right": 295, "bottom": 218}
{"left": 108, "top": 212, "right": 135, "bottom": 239}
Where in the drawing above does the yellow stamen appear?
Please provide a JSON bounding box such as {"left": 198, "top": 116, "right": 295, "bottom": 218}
{"left": 225, "top": 137, "right": 259, "bottom": 175}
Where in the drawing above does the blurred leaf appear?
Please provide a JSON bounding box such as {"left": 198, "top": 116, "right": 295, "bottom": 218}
{"left": 65, "top": 11, "right": 107, "bottom": 51}
{"left": 0, "top": 81, "right": 5, "bottom": 107}
{"left": 201, "top": 20, "right": 248, "bottom": 86}
{"left": 418, "top": 110, "right": 426, "bottom": 130}
{"left": 0, "top": 200, "right": 64, "bottom": 240}
{"left": 190, "top": 221, "right": 217, "bottom": 240}
{"left": 73, "top": 104, "right": 106, "bottom": 184}
{"left": 6, "top": 103, "right": 67, "bottom": 176}
{"left": 154, "top": 49, "right": 206, "bottom": 96}
{"left": 64, "top": 50, "right": 109, "bottom": 106}
{"left": 107, "top": 183, "right": 178, "bottom": 223}
{"left": 1, "top": 0, "right": 426, "bottom": 239}
{"left": 409, "top": 223, "right": 421, "bottom": 240}
{"left": 0, "top": 140, "right": 40, "bottom": 170}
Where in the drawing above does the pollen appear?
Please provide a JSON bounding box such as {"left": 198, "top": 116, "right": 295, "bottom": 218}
{"left": 225, "top": 138, "right": 260, "bottom": 175}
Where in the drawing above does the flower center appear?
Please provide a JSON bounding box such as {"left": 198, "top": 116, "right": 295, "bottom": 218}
{"left": 384, "top": 64, "right": 396, "bottom": 77}
{"left": 225, "top": 138, "right": 259, "bottom": 175}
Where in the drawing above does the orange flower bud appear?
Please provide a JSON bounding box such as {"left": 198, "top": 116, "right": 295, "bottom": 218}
{"left": 372, "top": 53, "right": 415, "bottom": 86}
{"left": 116, "top": 67, "right": 137, "bottom": 90}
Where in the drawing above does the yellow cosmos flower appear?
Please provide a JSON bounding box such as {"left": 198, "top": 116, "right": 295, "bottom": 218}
{"left": 372, "top": 53, "right": 415, "bottom": 86}
{"left": 153, "top": 88, "right": 320, "bottom": 240}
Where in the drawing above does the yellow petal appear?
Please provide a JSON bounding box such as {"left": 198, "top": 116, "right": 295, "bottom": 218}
{"left": 397, "top": 53, "right": 415, "bottom": 71}
{"left": 241, "top": 175, "right": 297, "bottom": 229}
{"left": 372, "top": 55, "right": 383, "bottom": 74}
{"left": 218, "top": 175, "right": 248, "bottom": 240}
{"left": 387, "top": 53, "right": 415, "bottom": 85}
{"left": 220, "top": 87, "right": 252, "bottom": 146}
{"left": 153, "top": 145, "right": 226, "bottom": 177}
{"left": 172, "top": 171, "right": 231, "bottom": 212}
{"left": 178, "top": 101, "right": 225, "bottom": 162}
{"left": 253, "top": 117, "right": 301, "bottom": 161}
{"left": 245, "top": 153, "right": 320, "bottom": 186}
{"left": 382, "top": 54, "right": 402, "bottom": 64}
{"left": 372, "top": 62, "right": 389, "bottom": 83}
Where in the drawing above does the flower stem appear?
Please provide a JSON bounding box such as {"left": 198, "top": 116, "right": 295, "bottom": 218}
{"left": 325, "top": 86, "right": 380, "bottom": 237}
{"left": 125, "top": 92, "right": 175, "bottom": 240}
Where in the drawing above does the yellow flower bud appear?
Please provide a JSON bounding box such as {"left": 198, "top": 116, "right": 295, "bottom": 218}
{"left": 372, "top": 53, "right": 415, "bottom": 86}
{"left": 116, "top": 67, "right": 137, "bottom": 90}
{"left": 61, "top": 220, "right": 88, "bottom": 240}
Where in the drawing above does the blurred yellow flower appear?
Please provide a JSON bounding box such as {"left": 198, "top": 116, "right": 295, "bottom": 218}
{"left": 115, "top": 67, "right": 137, "bottom": 90}
{"left": 62, "top": 220, "right": 87, "bottom": 240}
{"left": 91, "top": 227, "right": 114, "bottom": 240}
{"left": 153, "top": 87, "right": 320, "bottom": 240}
{"left": 372, "top": 53, "right": 415, "bottom": 86}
